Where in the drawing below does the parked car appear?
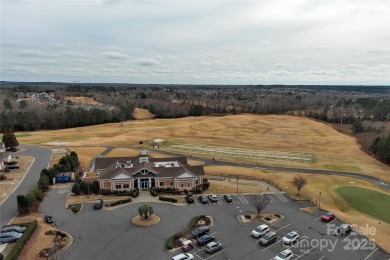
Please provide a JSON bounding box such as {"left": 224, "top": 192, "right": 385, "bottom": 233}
{"left": 197, "top": 234, "right": 215, "bottom": 246}
{"left": 205, "top": 241, "right": 222, "bottom": 254}
{"left": 198, "top": 195, "right": 208, "bottom": 204}
{"left": 171, "top": 253, "right": 194, "bottom": 260}
{"left": 282, "top": 231, "right": 299, "bottom": 245}
{"left": 4, "top": 161, "right": 17, "bottom": 165}
{"left": 3, "top": 168, "right": 10, "bottom": 173}
{"left": 251, "top": 224, "right": 269, "bottom": 238}
{"left": 191, "top": 226, "right": 209, "bottom": 238}
{"left": 332, "top": 224, "right": 352, "bottom": 236}
{"left": 186, "top": 194, "right": 195, "bottom": 204}
{"left": 223, "top": 195, "right": 232, "bottom": 203}
{"left": 94, "top": 199, "right": 104, "bottom": 210}
{"left": 5, "top": 165, "right": 19, "bottom": 169}
{"left": 321, "top": 212, "right": 335, "bottom": 222}
{"left": 274, "top": 249, "right": 293, "bottom": 260}
{"left": 208, "top": 194, "right": 218, "bottom": 203}
{"left": 259, "top": 231, "right": 277, "bottom": 246}
{"left": 44, "top": 215, "right": 53, "bottom": 224}
{"left": 0, "top": 232, "right": 23, "bottom": 244}
{"left": 1, "top": 225, "right": 26, "bottom": 233}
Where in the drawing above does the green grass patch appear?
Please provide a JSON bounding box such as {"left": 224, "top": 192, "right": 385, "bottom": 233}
{"left": 335, "top": 186, "right": 390, "bottom": 223}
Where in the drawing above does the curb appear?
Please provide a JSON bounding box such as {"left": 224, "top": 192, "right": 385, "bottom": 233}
{"left": 131, "top": 215, "right": 161, "bottom": 227}
{"left": 50, "top": 231, "right": 74, "bottom": 260}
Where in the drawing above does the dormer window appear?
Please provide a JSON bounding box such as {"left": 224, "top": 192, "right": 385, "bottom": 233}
{"left": 140, "top": 157, "right": 148, "bottom": 163}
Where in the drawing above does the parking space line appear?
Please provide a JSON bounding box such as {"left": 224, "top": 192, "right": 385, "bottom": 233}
{"left": 318, "top": 256, "right": 324, "bottom": 260}
{"left": 268, "top": 194, "right": 277, "bottom": 203}
{"left": 315, "top": 216, "right": 322, "bottom": 220}
{"left": 203, "top": 249, "right": 226, "bottom": 260}
{"left": 363, "top": 247, "right": 378, "bottom": 260}
{"left": 295, "top": 246, "right": 316, "bottom": 259}
{"left": 352, "top": 239, "right": 366, "bottom": 250}
{"left": 274, "top": 193, "right": 289, "bottom": 202}
{"left": 275, "top": 224, "right": 290, "bottom": 232}
{"left": 261, "top": 240, "right": 282, "bottom": 251}
{"left": 322, "top": 219, "right": 336, "bottom": 227}
{"left": 342, "top": 233, "right": 354, "bottom": 242}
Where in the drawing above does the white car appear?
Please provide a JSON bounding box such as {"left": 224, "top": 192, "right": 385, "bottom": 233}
{"left": 171, "top": 253, "right": 194, "bottom": 260}
{"left": 274, "top": 249, "right": 293, "bottom": 260}
{"left": 208, "top": 194, "right": 218, "bottom": 202}
{"left": 282, "top": 231, "right": 299, "bottom": 245}
{"left": 250, "top": 224, "right": 269, "bottom": 238}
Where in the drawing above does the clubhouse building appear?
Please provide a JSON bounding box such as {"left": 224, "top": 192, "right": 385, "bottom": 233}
{"left": 90, "top": 150, "right": 205, "bottom": 192}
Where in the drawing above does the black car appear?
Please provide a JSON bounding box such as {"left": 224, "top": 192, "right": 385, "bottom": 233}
{"left": 198, "top": 195, "right": 208, "bottom": 204}
{"left": 94, "top": 199, "right": 104, "bottom": 209}
{"left": 186, "top": 194, "right": 195, "bottom": 204}
{"left": 197, "top": 234, "right": 215, "bottom": 246}
{"left": 259, "top": 231, "right": 277, "bottom": 246}
{"left": 6, "top": 165, "right": 19, "bottom": 169}
{"left": 44, "top": 215, "right": 53, "bottom": 224}
{"left": 223, "top": 195, "right": 232, "bottom": 203}
{"left": 191, "top": 226, "right": 209, "bottom": 238}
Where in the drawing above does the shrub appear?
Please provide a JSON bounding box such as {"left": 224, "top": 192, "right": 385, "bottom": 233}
{"left": 165, "top": 233, "right": 181, "bottom": 250}
{"left": 110, "top": 198, "right": 132, "bottom": 207}
{"left": 37, "top": 175, "right": 50, "bottom": 192}
{"left": 150, "top": 189, "right": 157, "bottom": 197}
{"left": 100, "top": 189, "right": 111, "bottom": 196}
{"left": 117, "top": 192, "right": 133, "bottom": 196}
{"left": 131, "top": 190, "right": 139, "bottom": 198}
{"left": 69, "top": 204, "right": 81, "bottom": 213}
{"left": 264, "top": 217, "right": 271, "bottom": 221}
{"left": 159, "top": 197, "right": 177, "bottom": 203}
{"left": 92, "top": 181, "right": 100, "bottom": 194}
{"left": 72, "top": 183, "right": 80, "bottom": 195}
{"left": 244, "top": 215, "right": 251, "bottom": 219}
{"left": 188, "top": 216, "right": 202, "bottom": 228}
{"left": 5, "top": 220, "right": 38, "bottom": 260}
{"left": 0, "top": 174, "right": 6, "bottom": 180}
{"left": 33, "top": 187, "right": 44, "bottom": 201}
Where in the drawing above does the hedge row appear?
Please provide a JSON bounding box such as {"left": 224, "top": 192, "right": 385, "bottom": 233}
{"left": 5, "top": 220, "right": 38, "bottom": 260}
{"left": 165, "top": 215, "right": 205, "bottom": 250}
{"left": 166, "top": 232, "right": 183, "bottom": 250}
{"left": 159, "top": 197, "right": 177, "bottom": 203}
{"left": 109, "top": 198, "right": 132, "bottom": 207}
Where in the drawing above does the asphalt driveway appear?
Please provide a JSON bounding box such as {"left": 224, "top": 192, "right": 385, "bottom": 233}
{"left": 39, "top": 188, "right": 389, "bottom": 260}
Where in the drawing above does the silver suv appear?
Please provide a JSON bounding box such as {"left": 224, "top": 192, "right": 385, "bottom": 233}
{"left": 205, "top": 241, "right": 222, "bottom": 254}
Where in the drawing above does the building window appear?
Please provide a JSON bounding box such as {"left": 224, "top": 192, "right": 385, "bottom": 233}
{"left": 180, "top": 183, "right": 184, "bottom": 188}
{"left": 160, "top": 182, "right": 164, "bottom": 187}
{"left": 123, "top": 184, "right": 129, "bottom": 189}
{"left": 187, "top": 183, "right": 191, "bottom": 187}
{"left": 115, "top": 184, "right": 122, "bottom": 189}
{"left": 196, "top": 180, "right": 199, "bottom": 185}
{"left": 170, "top": 181, "right": 174, "bottom": 186}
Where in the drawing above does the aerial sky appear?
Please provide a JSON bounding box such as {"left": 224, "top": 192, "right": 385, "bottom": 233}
{"left": 1, "top": 0, "right": 389, "bottom": 85}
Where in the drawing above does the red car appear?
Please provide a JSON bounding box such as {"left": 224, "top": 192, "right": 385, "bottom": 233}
{"left": 321, "top": 212, "right": 335, "bottom": 222}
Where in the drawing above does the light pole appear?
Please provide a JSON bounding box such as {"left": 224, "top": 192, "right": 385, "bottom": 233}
{"left": 236, "top": 176, "right": 239, "bottom": 193}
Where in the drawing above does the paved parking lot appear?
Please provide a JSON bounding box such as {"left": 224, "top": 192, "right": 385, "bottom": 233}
{"left": 40, "top": 190, "right": 389, "bottom": 260}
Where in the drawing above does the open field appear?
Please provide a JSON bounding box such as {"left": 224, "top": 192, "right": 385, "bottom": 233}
{"left": 13, "top": 114, "right": 390, "bottom": 252}
{"left": 16, "top": 114, "right": 390, "bottom": 183}
{"left": 335, "top": 186, "right": 390, "bottom": 223}
{"left": 64, "top": 96, "right": 102, "bottom": 105}
{"left": 132, "top": 107, "right": 156, "bottom": 120}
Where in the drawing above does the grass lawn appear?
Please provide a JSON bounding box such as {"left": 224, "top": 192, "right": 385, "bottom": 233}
{"left": 335, "top": 186, "right": 390, "bottom": 224}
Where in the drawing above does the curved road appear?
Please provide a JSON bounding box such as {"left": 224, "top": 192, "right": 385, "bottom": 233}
{"left": 0, "top": 145, "right": 52, "bottom": 227}
{"left": 147, "top": 148, "right": 390, "bottom": 191}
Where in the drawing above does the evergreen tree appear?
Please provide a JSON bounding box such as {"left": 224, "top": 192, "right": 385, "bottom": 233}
{"left": 17, "top": 195, "right": 29, "bottom": 215}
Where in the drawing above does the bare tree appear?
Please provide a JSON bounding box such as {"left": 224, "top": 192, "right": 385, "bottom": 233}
{"left": 291, "top": 176, "right": 308, "bottom": 195}
{"left": 250, "top": 195, "right": 270, "bottom": 217}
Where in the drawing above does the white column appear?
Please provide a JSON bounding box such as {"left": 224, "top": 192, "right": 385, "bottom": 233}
{"left": 148, "top": 178, "right": 151, "bottom": 189}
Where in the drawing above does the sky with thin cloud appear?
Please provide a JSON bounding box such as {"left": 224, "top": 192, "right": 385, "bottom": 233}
{"left": 1, "top": 0, "right": 389, "bottom": 85}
